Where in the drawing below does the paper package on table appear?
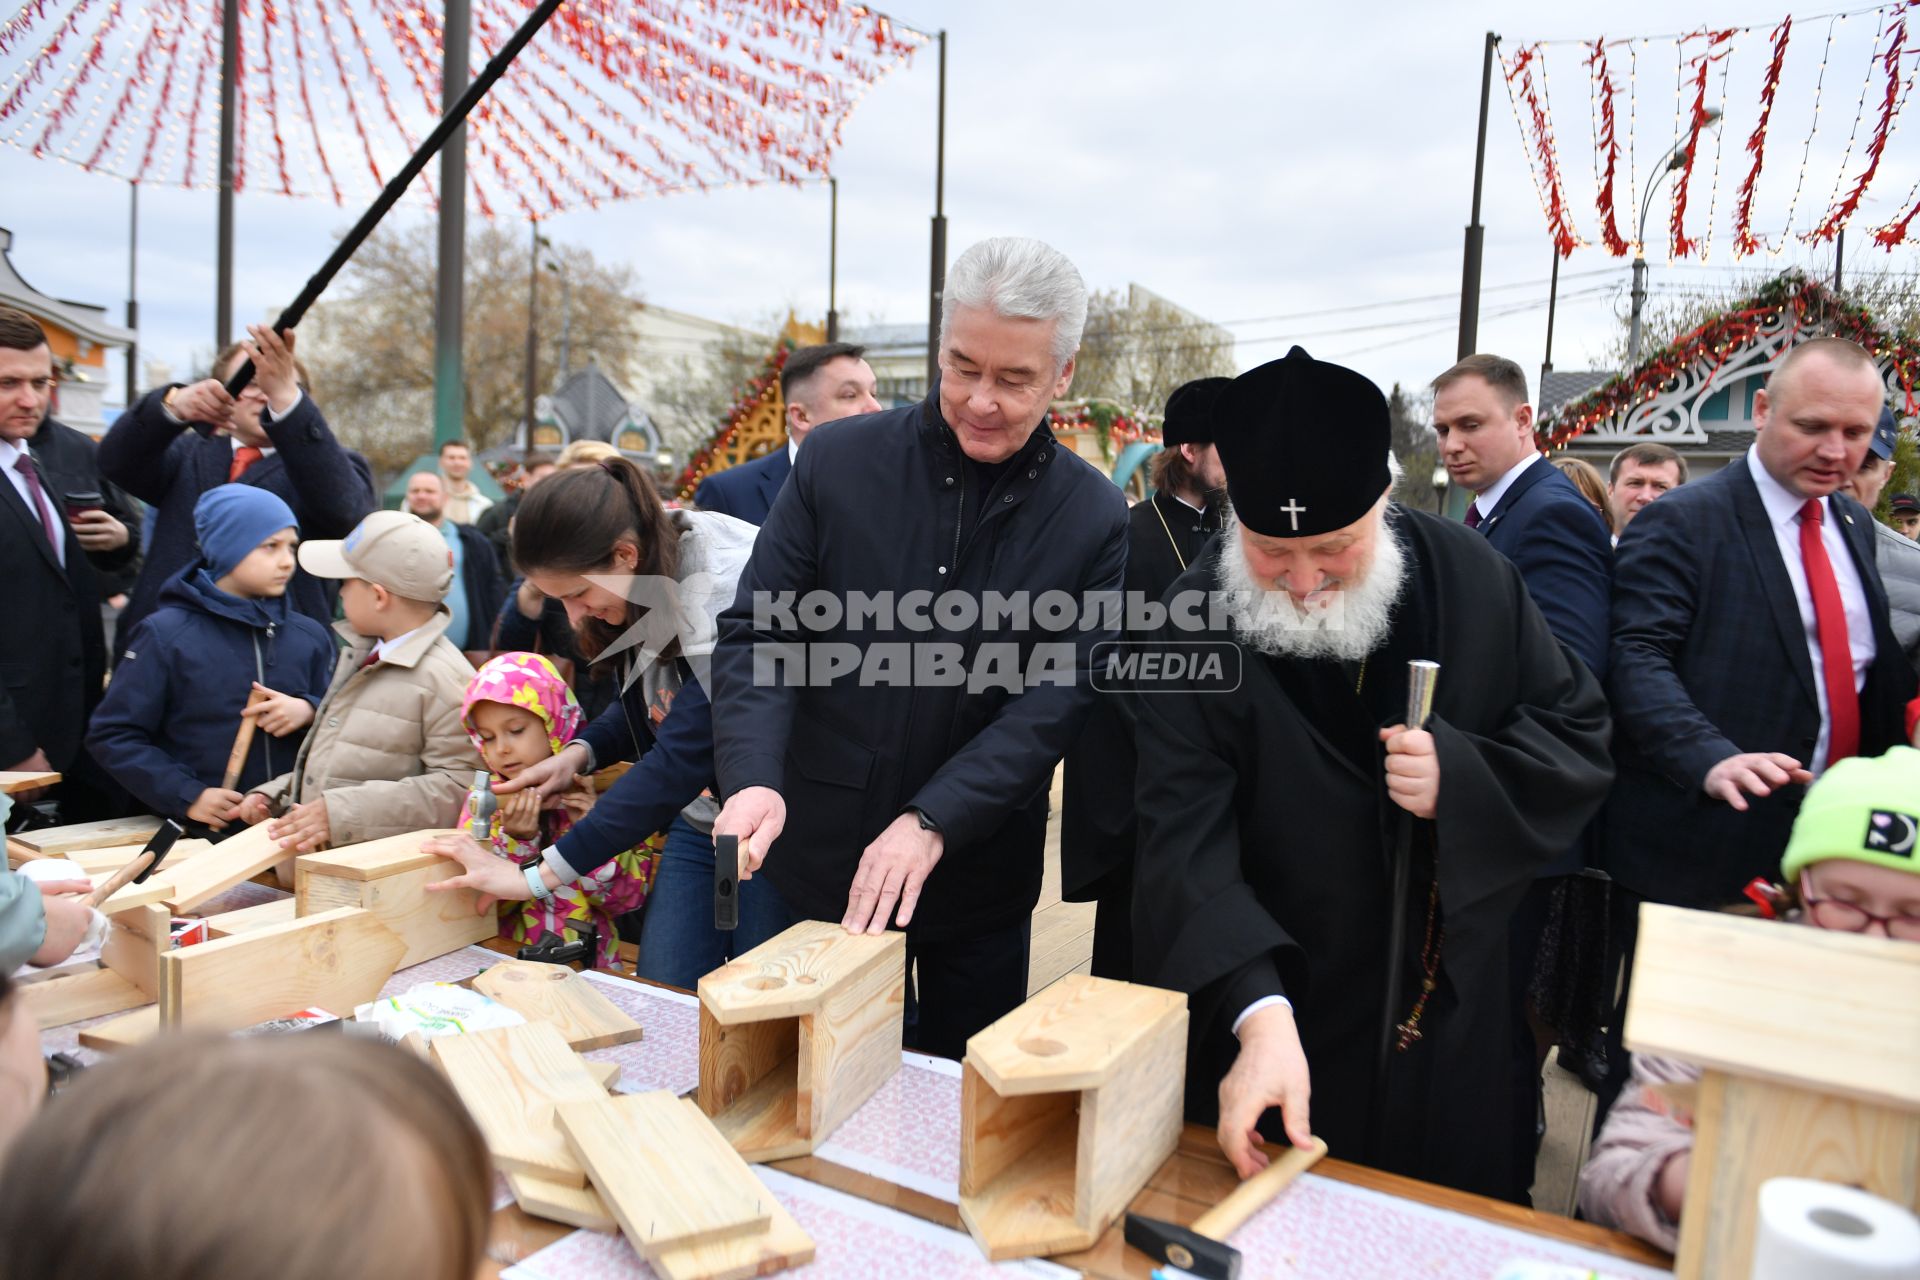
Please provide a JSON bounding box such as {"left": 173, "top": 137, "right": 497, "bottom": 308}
{"left": 356, "top": 982, "right": 526, "bottom": 1041}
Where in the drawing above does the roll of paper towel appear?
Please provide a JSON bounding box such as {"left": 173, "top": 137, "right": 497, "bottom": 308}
{"left": 1750, "top": 1177, "right": 1920, "bottom": 1280}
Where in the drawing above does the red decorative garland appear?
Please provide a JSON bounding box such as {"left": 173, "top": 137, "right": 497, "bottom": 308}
{"left": 1809, "top": 3, "right": 1911, "bottom": 243}
{"left": 1587, "top": 39, "right": 1629, "bottom": 256}
{"left": 1734, "top": 17, "right": 1793, "bottom": 256}
{"left": 1669, "top": 27, "right": 1736, "bottom": 259}
{"left": 1507, "top": 44, "right": 1580, "bottom": 257}
{"left": 1538, "top": 273, "right": 1920, "bottom": 449}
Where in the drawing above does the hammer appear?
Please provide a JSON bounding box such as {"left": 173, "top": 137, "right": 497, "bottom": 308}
{"left": 221, "top": 687, "right": 272, "bottom": 790}
{"left": 1123, "top": 1136, "right": 1327, "bottom": 1279}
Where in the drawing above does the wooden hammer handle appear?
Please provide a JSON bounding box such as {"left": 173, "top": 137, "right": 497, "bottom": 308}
{"left": 221, "top": 688, "right": 271, "bottom": 790}
{"left": 1193, "top": 1136, "right": 1327, "bottom": 1241}
{"left": 86, "top": 850, "right": 156, "bottom": 908}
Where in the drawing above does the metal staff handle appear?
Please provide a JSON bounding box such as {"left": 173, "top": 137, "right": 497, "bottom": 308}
{"left": 218, "top": 0, "right": 566, "bottom": 402}
{"left": 1370, "top": 659, "right": 1440, "bottom": 1158}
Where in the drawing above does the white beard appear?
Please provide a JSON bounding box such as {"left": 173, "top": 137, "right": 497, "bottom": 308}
{"left": 1217, "top": 510, "right": 1408, "bottom": 662}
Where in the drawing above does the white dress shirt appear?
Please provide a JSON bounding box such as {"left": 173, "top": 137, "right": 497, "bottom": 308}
{"left": 1745, "top": 446, "right": 1875, "bottom": 772}
{"left": 1471, "top": 451, "right": 1542, "bottom": 521}
{"left": 1, "top": 437, "right": 64, "bottom": 568}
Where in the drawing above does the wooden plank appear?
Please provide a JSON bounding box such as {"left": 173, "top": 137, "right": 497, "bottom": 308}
{"left": 508, "top": 1171, "right": 617, "bottom": 1233}
{"left": 1675, "top": 1069, "right": 1920, "bottom": 1280}
{"left": 296, "top": 835, "right": 495, "bottom": 968}
{"left": 158, "top": 906, "right": 404, "bottom": 1029}
{"left": 958, "top": 1067, "right": 1087, "bottom": 1261}
{"left": 1626, "top": 903, "right": 1920, "bottom": 1110}
{"left": 1076, "top": 999, "right": 1187, "bottom": 1237}
{"left": 296, "top": 829, "right": 465, "bottom": 880}
{"left": 968, "top": 974, "right": 1189, "bottom": 1094}
{"left": 160, "top": 823, "right": 288, "bottom": 912}
{"left": 100, "top": 902, "right": 169, "bottom": 999}
{"left": 699, "top": 1006, "right": 806, "bottom": 1162}
{"left": 11, "top": 815, "right": 162, "bottom": 855}
{"left": 0, "top": 770, "right": 60, "bottom": 794}
{"left": 652, "top": 1112, "right": 815, "bottom": 1280}
{"left": 204, "top": 896, "right": 297, "bottom": 938}
{"left": 19, "top": 967, "right": 148, "bottom": 1030}
{"left": 555, "top": 1091, "right": 773, "bottom": 1255}
{"left": 474, "top": 960, "right": 644, "bottom": 1052}
{"left": 803, "top": 930, "right": 905, "bottom": 1142}
{"left": 78, "top": 1005, "right": 159, "bottom": 1052}
{"left": 584, "top": 1057, "right": 621, "bottom": 1092}
{"left": 14, "top": 838, "right": 210, "bottom": 875}
{"left": 89, "top": 874, "right": 176, "bottom": 914}
{"left": 432, "top": 1021, "right": 608, "bottom": 1185}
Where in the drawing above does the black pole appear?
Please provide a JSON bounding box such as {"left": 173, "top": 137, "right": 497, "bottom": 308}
{"left": 1368, "top": 817, "right": 1416, "bottom": 1157}
{"left": 126, "top": 181, "right": 139, "bottom": 400}
{"left": 222, "top": 0, "right": 565, "bottom": 398}
{"left": 826, "top": 177, "right": 840, "bottom": 342}
{"left": 524, "top": 220, "right": 539, "bottom": 445}
{"left": 433, "top": 0, "right": 470, "bottom": 447}
{"left": 1541, "top": 246, "right": 1560, "bottom": 391}
{"left": 925, "top": 29, "right": 947, "bottom": 391}
{"left": 1834, "top": 227, "right": 1845, "bottom": 295}
{"left": 216, "top": 0, "right": 238, "bottom": 350}
{"left": 1457, "top": 31, "right": 1498, "bottom": 361}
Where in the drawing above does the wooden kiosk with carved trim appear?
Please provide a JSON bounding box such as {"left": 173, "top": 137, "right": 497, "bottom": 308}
{"left": 696, "top": 920, "right": 905, "bottom": 1162}
{"left": 958, "top": 974, "right": 1188, "bottom": 1260}
{"left": 1626, "top": 903, "right": 1920, "bottom": 1280}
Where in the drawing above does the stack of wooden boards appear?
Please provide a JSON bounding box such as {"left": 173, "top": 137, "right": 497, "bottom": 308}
{"left": 434, "top": 961, "right": 815, "bottom": 1280}
{"left": 16, "top": 823, "right": 495, "bottom": 1049}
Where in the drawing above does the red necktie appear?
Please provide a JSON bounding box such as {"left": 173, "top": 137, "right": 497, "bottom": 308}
{"left": 1463, "top": 501, "right": 1484, "bottom": 530}
{"left": 1799, "top": 499, "right": 1859, "bottom": 767}
{"left": 230, "top": 445, "right": 264, "bottom": 481}
{"left": 14, "top": 454, "right": 61, "bottom": 552}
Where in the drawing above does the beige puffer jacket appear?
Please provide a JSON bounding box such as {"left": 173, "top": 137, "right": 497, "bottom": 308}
{"left": 251, "top": 607, "right": 481, "bottom": 845}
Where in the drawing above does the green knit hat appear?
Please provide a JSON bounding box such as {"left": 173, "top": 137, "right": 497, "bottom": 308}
{"left": 1780, "top": 747, "right": 1920, "bottom": 883}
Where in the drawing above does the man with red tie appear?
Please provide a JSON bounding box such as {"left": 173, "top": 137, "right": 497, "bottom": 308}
{"left": 1601, "top": 337, "right": 1916, "bottom": 1102}
{"left": 100, "top": 324, "right": 375, "bottom": 660}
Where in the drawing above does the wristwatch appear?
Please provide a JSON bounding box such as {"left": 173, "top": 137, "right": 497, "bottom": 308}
{"left": 523, "top": 863, "right": 554, "bottom": 903}
{"left": 908, "top": 806, "right": 941, "bottom": 835}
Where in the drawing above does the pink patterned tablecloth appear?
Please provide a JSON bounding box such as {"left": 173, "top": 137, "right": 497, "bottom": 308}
{"left": 574, "top": 969, "right": 702, "bottom": 1096}
{"left": 501, "top": 1167, "right": 1072, "bottom": 1280}
{"left": 815, "top": 1052, "right": 964, "bottom": 1202}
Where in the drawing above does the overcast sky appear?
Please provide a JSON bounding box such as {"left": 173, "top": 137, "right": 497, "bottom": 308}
{"left": 5, "top": 0, "right": 1917, "bottom": 418}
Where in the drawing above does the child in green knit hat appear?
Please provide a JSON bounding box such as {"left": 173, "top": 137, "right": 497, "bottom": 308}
{"left": 1578, "top": 747, "right": 1920, "bottom": 1251}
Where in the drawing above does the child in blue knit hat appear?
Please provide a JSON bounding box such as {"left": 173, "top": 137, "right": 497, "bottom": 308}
{"left": 86, "top": 484, "right": 337, "bottom": 835}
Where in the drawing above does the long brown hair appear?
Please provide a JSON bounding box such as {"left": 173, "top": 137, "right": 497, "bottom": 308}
{"left": 512, "top": 454, "right": 681, "bottom": 660}
{"left": 0, "top": 1031, "right": 491, "bottom": 1280}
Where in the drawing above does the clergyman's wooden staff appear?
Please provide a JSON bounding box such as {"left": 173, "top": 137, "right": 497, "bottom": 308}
{"left": 212, "top": 0, "right": 566, "bottom": 409}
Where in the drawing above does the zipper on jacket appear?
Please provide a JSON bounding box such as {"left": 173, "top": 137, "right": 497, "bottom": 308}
{"left": 251, "top": 631, "right": 273, "bottom": 779}
{"left": 948, "top": 455, "right": 965, "bottom": 580}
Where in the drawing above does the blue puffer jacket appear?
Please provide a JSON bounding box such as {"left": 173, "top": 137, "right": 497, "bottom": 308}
{"left": 87, "top": 567, "right": 337, "bottom": 821}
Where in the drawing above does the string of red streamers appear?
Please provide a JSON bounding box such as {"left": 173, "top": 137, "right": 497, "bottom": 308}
{"left": 1506, "top": 45, "right": 1580, "bottom": 257}
{"left": 1587, "top": 41, "right": 1628, "bottom": 256}
{"left": 1809, "top": 4, "right": 1911, "bottom": 243}
{"left": 1670, "top": 27, "right": 1736, "bottom": 258}
{"left": 1501, "top": 4, "right": 1920, "bottom": 259}
{"left": 0, "top": 0, "right": 928, "bottom": 212}
{"left": 1734, "top": 18, "right": 1792, "bottom": 256}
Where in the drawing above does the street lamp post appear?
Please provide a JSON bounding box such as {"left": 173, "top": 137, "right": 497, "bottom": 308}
{"left": 545, "top": 256, "right": 571, "bottom": 378}
{"left": 1628, "top": 108, "right": 1721, "bottom": 367}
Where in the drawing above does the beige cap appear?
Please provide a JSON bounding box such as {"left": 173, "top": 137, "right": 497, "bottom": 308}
{"left": 297, "top": 510, "right": 454, "bottom": 603}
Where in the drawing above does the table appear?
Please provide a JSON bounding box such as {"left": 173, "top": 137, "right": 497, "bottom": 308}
{"left": 479, "top": 946, "right": 1670, "bottom": 1279}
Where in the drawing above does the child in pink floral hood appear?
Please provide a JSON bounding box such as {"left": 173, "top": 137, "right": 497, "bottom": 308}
{"left": 457, "top": 652, "right": 657, "bottom": 967}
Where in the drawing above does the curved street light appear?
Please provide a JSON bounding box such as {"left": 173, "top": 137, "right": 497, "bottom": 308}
{"left": 1628, "top": 108, "right": 1722, "bottom": 367}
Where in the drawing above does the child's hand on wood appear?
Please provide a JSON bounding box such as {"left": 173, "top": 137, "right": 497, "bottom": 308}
{"left": 269, "top": 797, "right": 331, "bottom": 853}
{"left": 558, "top": 780, "right": 595, "bottom": 824}
{"left": 186, "top": 787, "right": 244, "bottom": 831}
{"left": 499, "top": 788, "right": 542, "bottom": 840}
{"left": 242, "top": 683, "right": 316, "bottom": 737}
{"left": 227, "top": 793, "right": 272, "bottom": 825}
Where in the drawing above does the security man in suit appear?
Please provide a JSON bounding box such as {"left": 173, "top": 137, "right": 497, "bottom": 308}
{"left": 1059, "top": 376, "right": 1228, "bottom": 980}
{"left": 694, "top": 342, "right": 880, "bottom": 526}
{"left": 1433, "top": 352, "right": 1614, "bottom": 1194}
{"left": 1601, "top": 336, "right": 1917, "bottom": 1110}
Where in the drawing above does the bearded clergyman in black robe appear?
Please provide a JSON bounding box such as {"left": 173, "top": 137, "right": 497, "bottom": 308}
{"left": 1131, "top": 346, "right": 1613, "bottom": 1204}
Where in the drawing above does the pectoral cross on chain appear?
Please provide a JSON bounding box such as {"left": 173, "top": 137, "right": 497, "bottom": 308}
{"left": 1279, "top": 498, "right": 1306, "bottom": 531}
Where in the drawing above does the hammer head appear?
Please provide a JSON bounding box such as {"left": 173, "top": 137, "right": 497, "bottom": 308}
{"left": 1123, "top": 1212, "right": 1240, "bottom": 1280}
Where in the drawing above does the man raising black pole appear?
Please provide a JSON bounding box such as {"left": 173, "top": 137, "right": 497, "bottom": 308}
{"left": 1131, "top": 346, "right": 1612, "bottom": 1202}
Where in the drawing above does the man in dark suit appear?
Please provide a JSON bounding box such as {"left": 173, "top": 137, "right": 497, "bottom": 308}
{"left": 694, "top": 342, "right": 880, "bottom": 525}
{"left": 99, "top": 324, "right": 375, "bottom": 658}
{"left": 1434, "top": 352, "right": 1613, "bottom": 1193}
{"left": 0, "top": 307, "right": 131, "bottom": 819}
{"left": 402, "top": 469, "right": 505, "bottom": 651}
{"left": 1059, "top": 375, "right": 1228, "bottom": 979}
{"left": 1601, "top": 336, "right": 1917, "bottom": 1107}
